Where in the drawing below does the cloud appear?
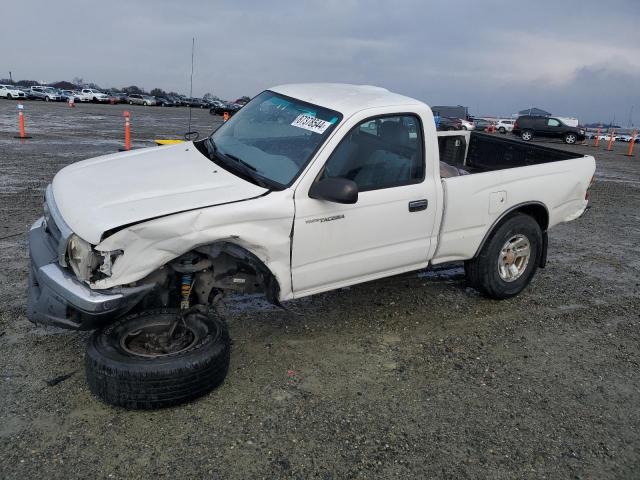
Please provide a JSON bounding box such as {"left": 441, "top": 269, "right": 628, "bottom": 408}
{"left": 3, "top": 0, "right": 639, "bottom": 123}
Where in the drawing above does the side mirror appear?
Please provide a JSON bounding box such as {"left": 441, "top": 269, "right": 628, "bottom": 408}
{"left": 309, "top": 177, "right": 358, "bottom": 204}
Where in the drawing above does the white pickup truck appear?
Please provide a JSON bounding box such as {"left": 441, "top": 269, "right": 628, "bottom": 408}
{"left": 27, "top": 83, "right": 595, "bottom": 409}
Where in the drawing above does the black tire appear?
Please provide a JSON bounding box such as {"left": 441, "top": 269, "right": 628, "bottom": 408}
{"left": 499, "top": 127, "right": 506, "bottom": 134}
{"left": 564, "top": 132, "right": 577, "bottom": 144}
{"left": 6, "top": 93, "right": 12, "bottom": 99}
{"left": 85, "top": 309, "right": 230, "bottom": 409}
{"left": 465, "top": 213, "right": 542, "bottom": 299}
{"left": 45, "top": 96, "right": 50, "bottom": 102}
{"left": 129, "top": 101, "right": 133, "bottom": 105}
{"left": 521, "top": 129, "right": 534, "bottom": 141}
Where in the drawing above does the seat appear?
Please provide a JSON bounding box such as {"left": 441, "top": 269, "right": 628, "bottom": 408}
{"left": 353, "top": 122, "right": 413, "bottom": 189}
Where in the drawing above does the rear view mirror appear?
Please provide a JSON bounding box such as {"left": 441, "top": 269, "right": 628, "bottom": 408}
{"left": 309, "top": 177, "right": 358, "bottom": 204}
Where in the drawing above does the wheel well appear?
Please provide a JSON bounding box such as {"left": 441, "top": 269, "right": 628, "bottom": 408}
{"left": 193, "top": 242, "right": 281, "bottom": 305}
{"left": 138, "top": 242, "right": 282, "bottom": 312}
{"left": 516, "top": 203, "right": 548, "bottom": 231}
{"left": 474, "top": 203, "right": 548, "bottom": 257}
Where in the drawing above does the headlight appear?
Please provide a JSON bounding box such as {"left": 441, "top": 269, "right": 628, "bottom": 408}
{"left": 66, "top": 234, "right": 98, "bottom": 282}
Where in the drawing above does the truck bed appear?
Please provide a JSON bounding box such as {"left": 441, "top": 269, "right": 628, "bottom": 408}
{"left": 432, "top": 131, "right": 596, "bottom": 265}
{"left": 438, "top": 131, "right": 578, "bottom": 174}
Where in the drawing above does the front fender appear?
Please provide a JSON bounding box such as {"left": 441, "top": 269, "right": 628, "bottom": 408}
{"left": 91, "top": 192, "right": 295, "bottom": 301}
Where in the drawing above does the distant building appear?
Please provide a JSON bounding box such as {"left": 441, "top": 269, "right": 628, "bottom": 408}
{"left": 432, "top": 105, "right": 469, "bottom": 119}
{"left": 518, "top": 107, "right": 551, "bottom": 116}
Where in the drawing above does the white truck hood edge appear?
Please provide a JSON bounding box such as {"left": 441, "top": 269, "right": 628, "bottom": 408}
{"left": 51, "top": 142, "right": 267, "bottom": 244}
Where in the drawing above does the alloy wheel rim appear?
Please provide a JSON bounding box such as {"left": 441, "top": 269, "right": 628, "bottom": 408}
{"left": 498, "top": 234, "right": 531, "bottom": 282}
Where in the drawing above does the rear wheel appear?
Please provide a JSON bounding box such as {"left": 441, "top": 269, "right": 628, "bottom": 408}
{"left": 521, "top": 130, "right": 533, "bottom": 141}
{"left": 85, "top": 309, "right": 231, "bottom": 409}
{"left": 499, "top": 127, "right": 506, "bottom": 134}
{"left": 465, "top": 213, "right": 542, "bottom": 299}
{"left": 564, "top": 133, "right": 577, "bottom": 144}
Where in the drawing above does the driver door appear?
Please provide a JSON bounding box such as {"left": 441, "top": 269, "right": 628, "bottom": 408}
{"left": 291, "top": 114, "right": 438, "bottom": 296}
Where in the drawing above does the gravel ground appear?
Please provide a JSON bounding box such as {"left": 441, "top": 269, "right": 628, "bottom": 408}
{"left": 1, "top": 101, "right": 639, "bottom": 479}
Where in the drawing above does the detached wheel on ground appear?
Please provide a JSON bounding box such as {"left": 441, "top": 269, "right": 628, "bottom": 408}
{"left": 85, "top": 308, "right": 230, "bottom": 409}
{"left": 465, "top": 213, "right": 542, "bottom": 299}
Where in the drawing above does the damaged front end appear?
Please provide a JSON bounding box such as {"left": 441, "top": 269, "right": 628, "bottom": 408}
{"left": 28, "top": 187, "right": 286, "bottom": 330}
{"left": 27, "top": 186, "right": 155, "bottom": 329}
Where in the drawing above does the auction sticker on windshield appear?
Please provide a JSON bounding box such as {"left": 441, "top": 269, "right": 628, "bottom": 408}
{"left": 291, "top": 114, "right": 332, "bottom": 134}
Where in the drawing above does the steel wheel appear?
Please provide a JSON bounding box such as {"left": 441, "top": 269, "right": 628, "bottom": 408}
{"left": 119, "top": 317, "right": 199, "bottom": 358}
{"left": 498, "top": 234, "right": 531, "bottom": 282}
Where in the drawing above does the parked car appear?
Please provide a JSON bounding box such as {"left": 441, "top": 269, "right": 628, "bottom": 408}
{"left": 473, "top": 118, "right": 495, "bottom": 132}
{"left": 167, "top": 94, "right": 185, "bottom": 106}
{"left": 438, "top": 116, "right": 462, "bottom": 131}
{"left": 105, "top": 91, "right": 128, "bottom": 103}
{"left": 208, "top": 100, "right": 227, "bottom": 115}
{"left": 184, "top": 97, "right": 208, "bottom": 108}
{"left": 597, "top": 133, "right": 618, "bottom": 142}
{"left": 458, "top": 118, "right": 475, "bottom": 130}
{"left": 77, "top": 89, "right": 110, "bottom": 103}
{"left": 512, "top": 115, "right": 586, "bottom": 144}
{"left": 618, "top": 133, "right": 639, "bottom": 143}
{"left": 496, "top": 119, "right": 515, "bottom": 134}
{"left": 27, "top": 83, "right": 596, "bottom": 409}
{"left": 29, "top": 86, "right": 62, "bottom": 101}
{"left": 209, "top": 101, "right": 240, "bottom": 116}
{"left": 127, "top": 94, "right": 157, "bottom": 106}
{"left": 0, "top": 84, "right": 27, "bottom": 99}
{"left": 154, "top": 96, "right": 176, "bottom": 107}
{"left": 58, "top": 90, "right": 81, "bottom": 102}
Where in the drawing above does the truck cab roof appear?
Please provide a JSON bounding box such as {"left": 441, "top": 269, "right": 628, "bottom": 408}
{"left": 270, "top": 83, "right": 423, "bottom": 118}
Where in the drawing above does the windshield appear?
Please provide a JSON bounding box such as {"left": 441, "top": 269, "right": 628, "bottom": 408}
{"left": 208, "top": 91, "right": 342, "bottom": 188}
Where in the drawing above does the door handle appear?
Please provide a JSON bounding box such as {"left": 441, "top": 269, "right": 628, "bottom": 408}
{"left": 408, "top": 199, "right": 428, "bottom": 212}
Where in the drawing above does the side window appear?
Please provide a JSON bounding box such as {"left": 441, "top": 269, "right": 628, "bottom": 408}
{"left": 548, "top": 118, "right": 561, "bottom": 127}
{"left": 322, "top": 115, "right": 425, "bottom": 192}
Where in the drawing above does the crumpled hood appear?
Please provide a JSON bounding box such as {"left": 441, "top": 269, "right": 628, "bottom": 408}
{"left": 51, "top": 142, "right": 267, "bottom": 244}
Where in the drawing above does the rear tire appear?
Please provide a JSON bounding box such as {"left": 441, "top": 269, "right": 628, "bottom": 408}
{"left": 85, "top": 309, "right": 231, "bottom": 409}
{"left": 465, "top": 213, "right": 542, "bottom": 299}
{"left": 521, "top": 130, "right": 533, "bottom": 141}
{"left": 499, "top": 127, "right": 506, "bottom": 134}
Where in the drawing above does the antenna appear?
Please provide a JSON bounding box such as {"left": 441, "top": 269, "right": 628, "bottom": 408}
{"left": 187, "top": 37, "right": 195, "bottom": 134}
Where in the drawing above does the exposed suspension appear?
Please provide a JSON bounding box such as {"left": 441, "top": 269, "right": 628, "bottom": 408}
{"left": 180, "top": 273, "right": 193, "bottom": 310}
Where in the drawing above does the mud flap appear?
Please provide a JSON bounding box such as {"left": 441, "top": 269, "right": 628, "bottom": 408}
{"left": 539, "top": 231, "right": 548, "bottom": 268}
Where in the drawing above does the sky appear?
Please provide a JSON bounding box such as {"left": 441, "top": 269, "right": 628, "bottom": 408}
{"left": 3, "top": 0, "right": 639, "bottom": 124}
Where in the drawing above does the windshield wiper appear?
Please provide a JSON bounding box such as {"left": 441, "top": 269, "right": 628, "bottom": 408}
{"left": 224, "top": 153, "right": 257, "bottom": 171}
{"left": 206, "top": 137, "right": 269, "bottom": 188}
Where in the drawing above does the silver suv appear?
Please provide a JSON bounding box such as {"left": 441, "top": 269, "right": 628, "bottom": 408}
{"left": 127, "top": 94, "right": 157, "bottom": 106}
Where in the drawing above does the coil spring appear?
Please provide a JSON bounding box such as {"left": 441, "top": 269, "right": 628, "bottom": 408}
{"left": 180, "top": 273, "right": 192, "bottom": 310}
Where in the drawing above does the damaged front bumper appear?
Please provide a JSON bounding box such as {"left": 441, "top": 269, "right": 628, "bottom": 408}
{"left": 27, "top": 218, "right": 155, "bottom": 330}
